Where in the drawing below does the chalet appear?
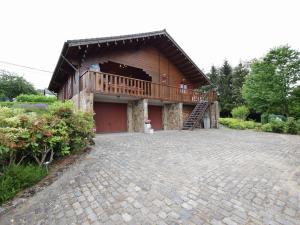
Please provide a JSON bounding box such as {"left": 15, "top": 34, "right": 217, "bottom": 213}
{"left": 48, "top": 30, "right": 219, "bottom": 133}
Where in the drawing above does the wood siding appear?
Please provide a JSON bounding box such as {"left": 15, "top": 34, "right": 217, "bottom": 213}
{"left": 80, "top": 46, "right": 193, "bottom": 88}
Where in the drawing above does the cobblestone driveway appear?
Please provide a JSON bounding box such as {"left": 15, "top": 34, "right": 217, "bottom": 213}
{"left": 1, "top": 128, "right": 300, "bottom": 225}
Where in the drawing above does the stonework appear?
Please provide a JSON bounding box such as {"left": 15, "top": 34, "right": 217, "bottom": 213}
{"left": 131, "top": 99, "right": 148, "bottom": 132}
{"left": 127, "top": 102, "right": 134, "bottom": 132}
{"left": 3, "top": 129, "right": 300, "bottom": 225}
{"left": 71, "top": 90, "right": 94, "bottom": 113}
{"left": 210, "top": 101, "right": 219, "bottom": 128}
{"left": 182, "top": 105, "right": 194, "bottom": 124}
{"left": 163, "top": 103, "right": 183, "bottom": 130}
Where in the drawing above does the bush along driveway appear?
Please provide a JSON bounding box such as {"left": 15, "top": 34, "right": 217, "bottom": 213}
{"left": 0, "top": 101, "right": 94, "bottom": 206}
{"left": 1, "top": 128, "right": 300, "bottom": 225}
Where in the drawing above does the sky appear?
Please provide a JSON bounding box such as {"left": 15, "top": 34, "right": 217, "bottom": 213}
{"left": 0, "top": 0, "right": 299, "bottom": 89}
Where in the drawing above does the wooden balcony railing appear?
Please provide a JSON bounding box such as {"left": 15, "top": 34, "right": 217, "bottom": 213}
{"left": 80, "top": 71, "right": 217, "bottom": 104}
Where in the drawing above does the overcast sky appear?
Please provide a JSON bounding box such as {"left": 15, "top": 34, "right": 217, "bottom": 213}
{"left": 0, "top": 0, "right": 299, "bottom": 89}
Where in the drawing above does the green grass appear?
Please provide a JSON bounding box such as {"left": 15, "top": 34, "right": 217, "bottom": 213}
{"left": 0, "top": 164, "right": 47, "bottom": 205}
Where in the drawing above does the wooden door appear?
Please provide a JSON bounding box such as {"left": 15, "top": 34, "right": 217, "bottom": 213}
{"left": 94, "top": 102, "right": 127, "bottom": 133}
{"left": 148, "top": 105, "right": 163, "bottom": 130}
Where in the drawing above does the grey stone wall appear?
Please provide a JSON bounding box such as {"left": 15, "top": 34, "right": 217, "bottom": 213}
{"left": 127, "top": 102, "right": 134, "bottom": 132}
{"left": 130, "top": 99, "right": 148, "bottom": 132}
{"left": 163, "top": 103, "right": 183, "bottom": 130}
{"left": 210, "top": 101, "right": 219, "bottom": 128}
{"left": 71, "top": 89, "right": 94, "bottom": 113}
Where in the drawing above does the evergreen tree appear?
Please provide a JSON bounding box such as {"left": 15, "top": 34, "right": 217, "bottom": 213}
{"left": 231, "top": 63, "right": 249, "bottom": 106}
{"left": 207, "top": 65, "right": 219, "bottom": 88}
{"left": 218, "top": 60, "right": 233, "bottom": 116}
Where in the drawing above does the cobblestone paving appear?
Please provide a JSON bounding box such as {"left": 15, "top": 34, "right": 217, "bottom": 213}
{"left": 1, "top": 128, "right": 300, "bottom": 225}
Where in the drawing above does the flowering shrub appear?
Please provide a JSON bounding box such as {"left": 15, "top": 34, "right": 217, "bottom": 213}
{"left": 0, "top": 101, "right": 94, "bottom": 171}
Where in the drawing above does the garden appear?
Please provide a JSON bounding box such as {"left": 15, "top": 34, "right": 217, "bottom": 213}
{"left": 206, "top": 45, "right": 300, "bottom": 135}
{"left": 219, "top": 105, "right": 300, "bottom": 134}
{"left": 0, "top": 93, "right": 94, "bottom": 205}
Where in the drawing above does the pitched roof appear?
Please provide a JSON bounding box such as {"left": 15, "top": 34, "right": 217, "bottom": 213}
{"left": 49, "top": 30, "right": 210, "bottom": 91}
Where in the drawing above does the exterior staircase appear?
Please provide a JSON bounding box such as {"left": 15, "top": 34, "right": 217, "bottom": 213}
{"left": 182, "top": 101, "right": 209, "bottom": 130}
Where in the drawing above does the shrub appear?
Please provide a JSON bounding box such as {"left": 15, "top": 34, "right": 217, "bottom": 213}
{"left": 231, "top": 106, "right": 250, "bottom": 120}
{"left": 0, "top": 102, "right": 14, "bottom": 108}
{"left": 285, "top": 117, "right": 298, "bottom": 134}
{"left": 219, "top": 118, "right": 260, "bottom": 130}
{"left": 297, "top": 119, "right": 300, "bottom": 132}
{"left": 0, "top": 164, "right": 47, "bottom": 205}
{"left": 269, "top": 114, "right": 286, "bottom": 122}
{"left": 0, "top": 101, "right": 95, "bottom": 170}
{"left": 16, "top": 94, "right": 57, "bottom": 103}
{"left": 269, "top": 120, "right": 285, "bottom": 133}
{"left": 261, "top": 113, "right": 269, "bottom": 124}
{"left": 261, "top": 123, "right": 272, "bottom": 132}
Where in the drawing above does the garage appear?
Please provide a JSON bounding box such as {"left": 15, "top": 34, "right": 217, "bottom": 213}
{"left": 148, "top": 105, "right": 163, "bottom": 130}
{"left": 94, "top": 102, "right": 127, "bottom": 133}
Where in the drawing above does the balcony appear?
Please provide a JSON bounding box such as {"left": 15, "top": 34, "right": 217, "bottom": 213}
{"left": 80, "top": 71, "right": 216, "bottom": 104}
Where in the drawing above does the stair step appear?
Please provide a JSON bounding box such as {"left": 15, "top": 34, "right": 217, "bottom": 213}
{"left": 182, "top": 101, "right": 209, "bottom": 131}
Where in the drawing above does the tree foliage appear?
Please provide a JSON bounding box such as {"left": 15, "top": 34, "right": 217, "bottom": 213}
{"left": 232, "top": 63, "right": 248, "bottom": 106}
{"left": 207, "top": 65, "right": 218, "bottom": 89}
{"left": 218, "top": 60, "right": 233, "bottom": 115}
{"left": 242, "top": 46, "right": 300, "bottom": 115}
{"left": 0, "top": 70, "right": 36, "bottom": 100}
{"left": 288, "top": 86, "right": 300, "bottom": 119}
{"left": 206, "top": 61, "right": 249, "bottom": 116}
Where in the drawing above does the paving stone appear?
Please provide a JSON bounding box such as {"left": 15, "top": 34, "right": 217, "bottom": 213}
{"left": 1, "top": 129, "right": 300, "bottom": 224}
{"left": 122, "top": 213, "right": 132, "bottom": 222}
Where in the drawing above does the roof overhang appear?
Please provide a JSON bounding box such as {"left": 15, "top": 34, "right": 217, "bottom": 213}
{"left": 48, "top": 30, "right": 210, "bottom": 92}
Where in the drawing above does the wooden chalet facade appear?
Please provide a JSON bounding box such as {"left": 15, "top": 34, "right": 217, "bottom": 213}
{"left": 48, "top": 30, "right": 219, "bottom": 133}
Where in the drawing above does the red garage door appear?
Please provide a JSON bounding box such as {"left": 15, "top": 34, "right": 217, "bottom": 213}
{"left": 148, "top": 105, "right": 163, "bottom": 130}
{"left": 94, "top": 102, "right": 127, "bottom": 133}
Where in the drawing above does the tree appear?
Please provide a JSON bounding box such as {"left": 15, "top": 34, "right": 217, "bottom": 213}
{"left": 207, "top": 65, "right": 219, "bottom": 88}
{"left": 242, "top": 46, "right": 300, "bottom": 115}
{"left": 0, "top": 70, "right": 36, "bottom": 100}
{"left": 288, "top": 86, "right": 300, "bottom": 119}
{"left": 218, "top": 60, "right": 233, "bottom": 115}
{"left": 231, "top": 63, "right": 248, "bottom": 106}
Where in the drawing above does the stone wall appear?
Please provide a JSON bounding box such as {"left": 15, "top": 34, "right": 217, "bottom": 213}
{"left": 182, "top": 105, "right": 194, "bottom": 124}
{"left": 210, "top": 101, "right": 219, "bottom": 128}
{"left": 131, "top": 99, "right": 148, "bottom": 132}
{"left": 71, "top": 89, "right": 94, "bottom": 113}
{"left": 127, "top": 102, "right": 133, "bottom": 132}
{"left": 163, "top": 103, "right": 183, "bottom": 130}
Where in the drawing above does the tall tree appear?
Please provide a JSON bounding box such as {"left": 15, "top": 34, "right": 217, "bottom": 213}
{"left": 207, "top": 65, "right": 219, "bottom": 88}
{"left": 231, "top": 63, "right": 249, "bottom": 106}
{"left": 242, "top": 46, "right": 300, "bottom": 115}
{"left": 0, "top": 70, "right": 36, "bottom": 100}
{"left": 218, "top": 60, "right": 233, "bottom": 115}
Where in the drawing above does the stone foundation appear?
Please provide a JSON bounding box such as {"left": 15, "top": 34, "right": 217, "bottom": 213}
{"left": 210, "top": 101, "right": 219, "bottom": 128}
{"left": 163, "top": 103, "right": 183, "bottom": 130}
{"left": 71, "top": 89, "right": 94, "bottom": 113}
{"left": 129, "top": 99, "right": 148, "bottom": 132}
